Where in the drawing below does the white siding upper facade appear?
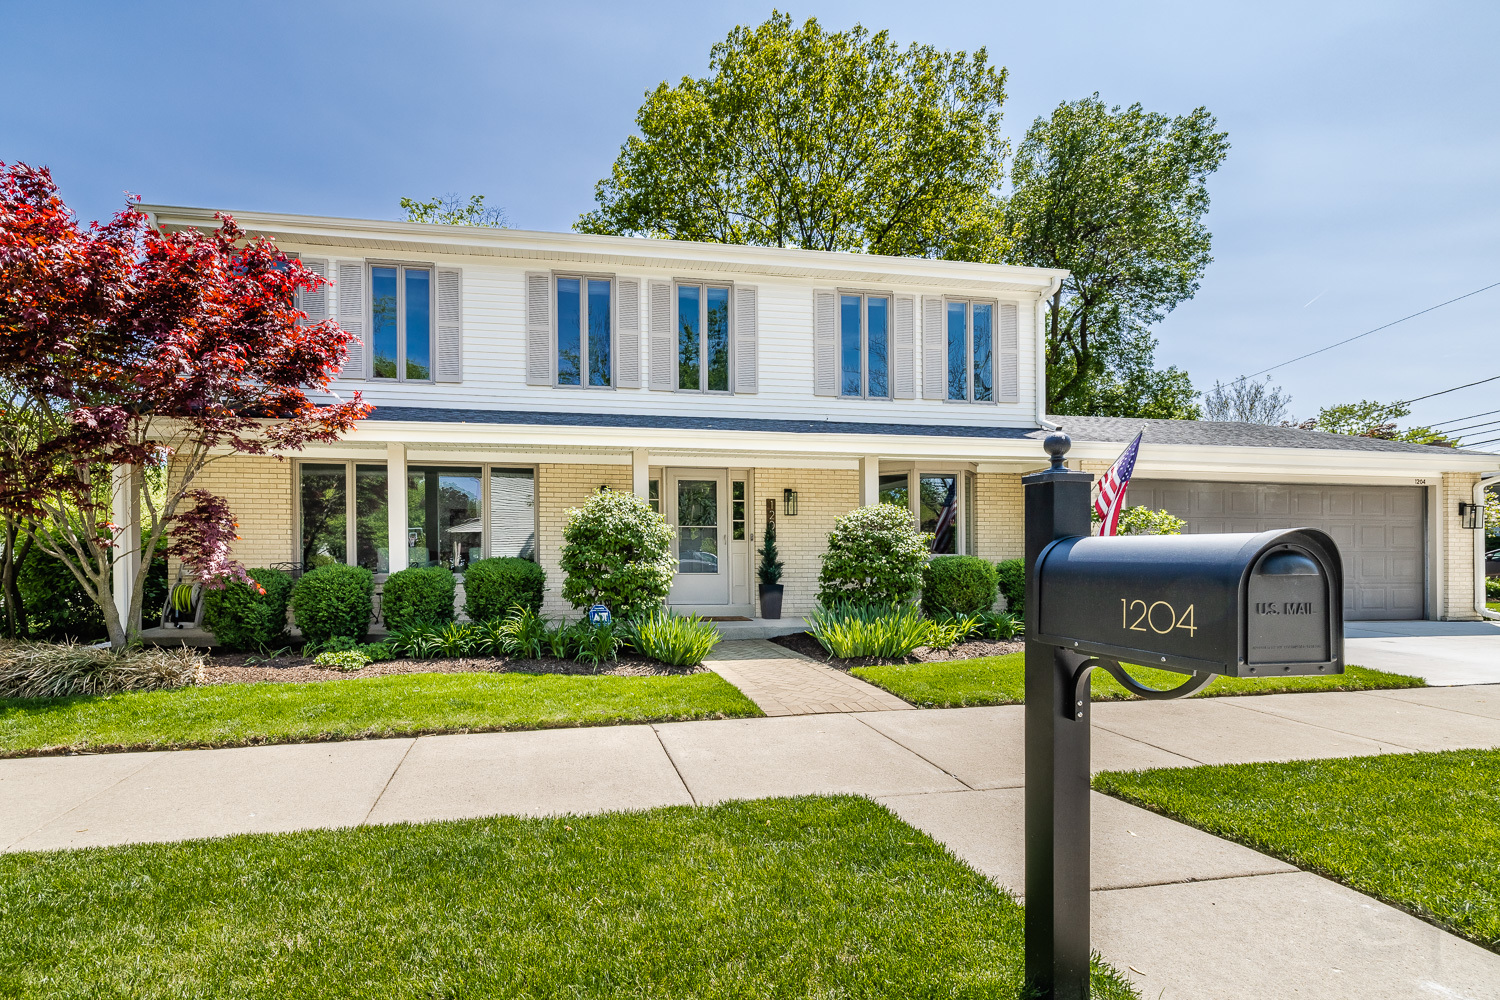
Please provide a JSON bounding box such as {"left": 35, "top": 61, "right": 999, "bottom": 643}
{"left": 144, "top": 207, "right": 1065, "bottom": 429}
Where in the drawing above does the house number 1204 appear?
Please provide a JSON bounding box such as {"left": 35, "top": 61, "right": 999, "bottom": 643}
{"left": 1121, "top": 599, "right": 1197, "bottom": 636}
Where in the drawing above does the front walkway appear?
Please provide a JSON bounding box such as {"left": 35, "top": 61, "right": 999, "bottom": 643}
{"left": 704, "top": 639, "right": 912, "bottom": 716}
{"left": 4, "top": 686, "right": 1500, "bottom": 998}
{"left": 1345, "top": 619, "right": 1500, "bottom": 686}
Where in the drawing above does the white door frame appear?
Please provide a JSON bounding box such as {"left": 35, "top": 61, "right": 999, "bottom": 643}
{"left": 666, "top": 468, "right": 732, "bottom": 609}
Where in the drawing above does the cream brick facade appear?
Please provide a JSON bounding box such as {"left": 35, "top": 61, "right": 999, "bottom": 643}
{"left": 972, "top": 473, "right": 1025, "bottom": 561}
{"left": 536, "top": 463, "right": 633, "bottom": 616}
{"left": 166, "top": 455, "right": 294, "bottom": 579}
{"left": 752, "top": 468, "right": 861, "bottom": 617}
{"left": 1442, "top": 472, "right": 1482, "bottom": 620}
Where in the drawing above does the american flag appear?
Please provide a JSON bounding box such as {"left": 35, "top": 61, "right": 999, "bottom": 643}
{"left": 1094, "top": 430, "right": 1144, "bottom": 536}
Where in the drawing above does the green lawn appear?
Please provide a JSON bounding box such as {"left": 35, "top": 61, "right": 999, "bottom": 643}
{"left": 0, "top": 671, "right": 760, "bottom": 756}
{"left": 0, "top": 796, "right": 1136, "bottom": 999}
{"left": 1095, "top": 751, "right": 1500, "bottom": 950}
{"left": 852, "top": 652, "right": 1422, "bottom": 708}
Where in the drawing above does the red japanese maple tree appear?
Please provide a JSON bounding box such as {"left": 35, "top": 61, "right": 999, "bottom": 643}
{"left": 0, "top": 162, "right": 369, "bottom": 647}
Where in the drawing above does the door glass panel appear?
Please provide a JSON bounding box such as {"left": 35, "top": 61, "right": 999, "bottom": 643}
{"left": 867, "top": 296, "right": 889, "bottom": 398}
{"left": 921, "top": 474, "right": 958, "bottom": 554}
{"left": 488, "top": 468, "right": 536, "bottom": 560}
{"left": 731, "top": 480, "right": 746, "bottom": 540}
{"left": 354, "top": 464, "right": 389, "bottom": 574}
{"left": 405, "top": 269, "right": 431, "bottom": 380}
{"left": 407, "top": 466, "right": 483, "bottom": 570}
{"left": 677, "top": 285, "right": 701, "bottom": 390}
{"left": 706, "top": 286, "right": 730, "bottom": 392}
{"left": 587, "top": 278, "right": 611, "bottom": 387}
{"left": 840, "top": 293, "right": 862, "bottom": 396}
{"left": 299, "top": 464, "right": 347, "bottom": 569}
{"left": 677, "top": 479, "right": 718, "bottom": 574}
{"left": 371, "top": 266, "right": 399, "bottom": 379}
{"left": 556, "top": 277, "right": 581, "bottom": 386}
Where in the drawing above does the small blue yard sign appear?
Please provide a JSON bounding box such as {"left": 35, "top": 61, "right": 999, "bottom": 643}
{"left": 588, "top": 604, "right": 612, "bottom": 626}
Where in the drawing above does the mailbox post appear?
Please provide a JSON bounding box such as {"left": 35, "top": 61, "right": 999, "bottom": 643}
{"left": 1022, "top": 431, "right": 1343, "bottom": 998}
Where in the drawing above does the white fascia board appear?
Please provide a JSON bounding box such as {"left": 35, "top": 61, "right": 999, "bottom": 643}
{"left": 1094, "top": 442, "right": 1500, "bottom": 481}
{"left": 138, "top": 204, "right": 1068, "bottom": 294}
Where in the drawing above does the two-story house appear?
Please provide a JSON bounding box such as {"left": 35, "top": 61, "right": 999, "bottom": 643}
{"left": 132, "top": 205, "right": 1500, "bottom": 628}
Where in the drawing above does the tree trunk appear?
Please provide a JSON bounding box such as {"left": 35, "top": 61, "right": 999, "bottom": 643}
{"left": 1, "top": 524, "right": 33, "bottom": 640}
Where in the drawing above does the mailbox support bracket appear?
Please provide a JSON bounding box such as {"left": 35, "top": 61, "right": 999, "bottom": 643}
{"left": 1064, "top": 657, "right": 1215, "bottom": 719}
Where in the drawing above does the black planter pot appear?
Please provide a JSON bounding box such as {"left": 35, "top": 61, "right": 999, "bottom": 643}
{"left": 758, "top": 583, "right": 784, "bottom": 620}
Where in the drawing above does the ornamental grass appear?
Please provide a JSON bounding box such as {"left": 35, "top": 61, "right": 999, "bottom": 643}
{"left": 0, "top": 642, "right": 204, "bottom": 699}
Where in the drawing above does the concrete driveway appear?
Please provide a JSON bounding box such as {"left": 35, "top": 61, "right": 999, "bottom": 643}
{"left": 1345, "top": 619, "right": 1500, "bottom": 685}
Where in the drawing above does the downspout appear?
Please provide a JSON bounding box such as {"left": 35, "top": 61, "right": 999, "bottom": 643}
{"left": 1036, "top": 276, "right": 1063, "bottom": 431}
{"left": 1477, "top": 472, "right": 1499, "bottom": 621}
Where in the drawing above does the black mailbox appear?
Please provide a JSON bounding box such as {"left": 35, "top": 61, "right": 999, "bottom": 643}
{"left": 1030, "top": 527, "right": 1344, "bottom": 677}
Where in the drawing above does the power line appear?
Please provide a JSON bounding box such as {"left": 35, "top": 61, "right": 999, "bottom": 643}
{"left": 1463, "top": 436, "right": 1500, "bottom": 448}
{"left": 1400, "top": 374, "right": 1500, "bottom": 405}
{"left": 1431, "top": 406, "right": 1500, "bottom": 428}
{"left": 1444, "top": 417, "right": 1500, "bottom": 436}
{"left": 1232, "top": 279, "right": 1500, "bottom": 383}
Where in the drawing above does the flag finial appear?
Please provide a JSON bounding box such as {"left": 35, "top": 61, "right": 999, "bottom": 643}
{"left": 1043, "top": 430, "right": 1072, "bottom": 471}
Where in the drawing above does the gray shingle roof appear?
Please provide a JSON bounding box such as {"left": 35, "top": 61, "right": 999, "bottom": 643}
{"left": 362, "top": 406, "right": 1474, "bottom": 455}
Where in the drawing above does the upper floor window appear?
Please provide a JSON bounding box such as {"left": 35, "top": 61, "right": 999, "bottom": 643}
{"left": 840, "top": 292, "right": 890, "bottom": 398}
{"left": 946, "top": 299, "right": 994, "bottom": 403}
{"left": 678, "top": 283, "right": 731, "bottom": 392}
{"left": 371, "top": 264, "right": 432, "bottom": 381}
{"left": 556, "top": 275, "right": 612, "bottom": 387}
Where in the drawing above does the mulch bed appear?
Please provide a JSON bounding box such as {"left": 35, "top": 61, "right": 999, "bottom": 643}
{"left": 770, "top": 631, "right": 1024, "bottom": 670}
{"left": 201, "top": 652, "right": 701, "bottom": 686}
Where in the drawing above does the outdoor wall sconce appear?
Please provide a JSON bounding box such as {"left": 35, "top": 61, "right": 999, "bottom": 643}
{"left": 1458, "top": 501, "right": 1483, "bottom": 529}
{"left": 783, "top": 489, "right": 799, "bottom": 516}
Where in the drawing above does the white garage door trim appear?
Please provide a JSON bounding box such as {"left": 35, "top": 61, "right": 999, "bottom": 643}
{"left": 1130, "top": 480, "right": 1426, "bottom": 621}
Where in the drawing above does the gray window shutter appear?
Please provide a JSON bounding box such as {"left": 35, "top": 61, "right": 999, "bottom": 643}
{"left": 616, "top": 278, "right": 641, "bottom": 388}
{"left": 922, "top": 296, "right": 945, "bottom": 399}
{"left": 435, "top": 268, "right": 463, "bottom": 383}
{"left": 997, "top": 302, "right": 1019, "bottom": 403}
{"left": 525, "top": 271, "right": 552, "bottom": 386}
{"left": 813, "top": 289, "right": 837, "bottom": 396}
{"left": 336, "top": 260, "right": 365, "bottom": 380}
{"left": 893, "top": 295, "right": 915, "bottom": 399}
{"left": 734, "top": 284, "right": 758, "bottom": 393}
{"left": 649, "top": 281, "right": 673, "bottom": 390}
{"left": 298, "top": 258, "right": 329, "bottom": 325}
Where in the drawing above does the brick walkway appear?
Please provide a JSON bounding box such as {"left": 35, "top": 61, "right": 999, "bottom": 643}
{"left": 704, "top": 639, "right": 913, "bottom": 716}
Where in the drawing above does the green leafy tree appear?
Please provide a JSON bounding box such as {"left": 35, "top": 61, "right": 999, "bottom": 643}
{"left": 577, "top": 12, "right": 1007, "bottom": 258}
{"left": 818, "top": 503, "right": 929, "bottom": 607}
{"left": 1003, "top": 96, "right": 1228, "bottom": 418}
{"left": 1093, "top": 505, "right": 1186, "bottom": 536}
{"left": 1314, "top": 400, "right": 1454, "bottom": 446}
{"left": 400, "top": 194, "right": 508, "bottom": 228}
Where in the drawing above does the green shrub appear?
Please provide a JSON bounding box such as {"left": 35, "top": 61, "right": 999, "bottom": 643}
{"left": 574, "top": 621, "right": 625, "bottom": 668}
{"left": 463, "top": 557, "right": 546, "bottom": 621}
{"left": 357, "top": 642, "right": 395, "bottom": 662}
{"left": 380, "top": 566, "right": 456, "bottom": 631}
{"left": 817, "top": 504, "right": 929, "bottom": 608}
{"left": 494, "top": 607, "right": 548, "bottom": 658}
{"left": 17, "top": 546, "right": 105, "bottom": 642}
{"left": 1095, "top": 505, "right": 1186, "bottom": 536}
{"left": 968, "top": 609, "right": 1023, "bottom": 640}
{"left": 927, "top": 613, "right": 984, "bottom": 649}
{"left": 560, "top": 490, "right": 675, "bottom": 621}
{"left": 922, "top": 556, "right": 998, "bottom": 617}
{"left": 1487, "top": 577, "right": 1499, "bottom": 600}
{"left": 290, "top": 564, "right": 374, "bottom": 644}
{"left": 995, "top": 559, "right": 1025, "bottom": 615}
{"left": 625, "top": 609, "right": 721, "bottom": 667}
{"left": 807, "top": 603, "right": 933, "bottom": 659}
{"left": 312, "top": 649, "right": 370, "bottom": 671}
{"left": 202, "top": 567, "right": 294, "bottom": 650}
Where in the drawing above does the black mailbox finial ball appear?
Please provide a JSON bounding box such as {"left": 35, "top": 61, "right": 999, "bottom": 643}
{"left": 1043, "top": 429, "right": 1072, "bottom": 470}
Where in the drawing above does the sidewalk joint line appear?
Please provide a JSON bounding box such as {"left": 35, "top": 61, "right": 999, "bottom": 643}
{"left": 361, "top": 738, "right": 417, "bottom": 826}
{"left": 847, "top": 714, "right": 976, "bottom": 790}
{"left": 1087, "top": 721, "right": 1208, "bottom": 767}
{"left": 3, "top": 751, "right": 161, "bottom": 852}
{"left": 651, "top": 725, "right": 697, "bottom": 806}
{"left": 1089, "top": 868, "right": 1302, "bottom": 894}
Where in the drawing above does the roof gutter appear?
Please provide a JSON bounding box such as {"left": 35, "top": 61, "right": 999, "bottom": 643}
{"left": 1036, "top": 275, "right": 1063, "bottom": 430}
{"left": 1478, "top": 472, "right": 1499, "bottom": 621}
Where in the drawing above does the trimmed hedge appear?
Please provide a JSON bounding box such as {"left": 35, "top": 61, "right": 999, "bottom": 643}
{"left": 290, "top": 564, "right": 374, "bottom": 643}
{"left": 817, "top": 504, "right": 928, "bottom": 608}
{"left": 203, "top": 568, "right": 294, "bottom": 650}
{"left": 996, "top": 558, "right": 1025, "bottom": 615}
{"left": 560, "top": 490, "right": 675, "bottom": 621}
{"left": 380, "top": 566, "right": 456, "bottom": 631}
{"left": 922, "top": 556, "right": 998, "bottom": 617}
{"left": 463, "top": 557, "right": 546, "bottom": 621}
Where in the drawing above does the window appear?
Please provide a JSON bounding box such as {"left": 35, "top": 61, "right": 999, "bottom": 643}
{"left": 298, "top": 463, "right": 389, "bottom": 573}
{"left": 840, "top": 293, "right": 890, "bottom": 398}
{"left": 371, "top": 264, "right": 432, "bottom": 381}
{"left": 732, "top": 480, "right": 746, "bottom": 540}
{"left": 920, "top": 474, "right": 960, "bottom": 554}
{"left": 556, "top": 275, "right": 612, "bottom": 387}
{"left": 407, "top": 466, "right": 482, "bottom": 571}
{"left": 878, "top": 473, "right": 910, "bottom": 509}
{"left": 946, "top": 299, "right": 994, "bottom": 403}
{"left": 677, "top": 283, "right": 731, "bottom": 392}
{"left": 488, "top": 468, "right": 536, "bottom": 560}
{"left": 648, "top": 478, "right": 661, "bottom": 515}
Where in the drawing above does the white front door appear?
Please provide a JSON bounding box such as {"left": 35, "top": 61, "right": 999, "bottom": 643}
{"left": 667, "top": 469, "right": 730, "bottom": 606}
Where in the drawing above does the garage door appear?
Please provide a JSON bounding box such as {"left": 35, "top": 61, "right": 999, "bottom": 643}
{"left": 1129, "top": 481, "right": 1426, "bottom": 621}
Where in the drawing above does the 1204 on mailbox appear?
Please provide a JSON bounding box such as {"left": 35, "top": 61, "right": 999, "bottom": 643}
{"left": 1030, "top": 527, "right": 1344, "bottom": 678}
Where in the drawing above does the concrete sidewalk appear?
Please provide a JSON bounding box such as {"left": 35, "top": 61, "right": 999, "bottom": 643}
{"left": 4, "top": 687, "right": 1500, "bottom": 998}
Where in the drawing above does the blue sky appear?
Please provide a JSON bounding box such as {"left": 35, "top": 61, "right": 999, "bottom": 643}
{"left": 4, "top": 1, "right": 1496, "bottom": 445}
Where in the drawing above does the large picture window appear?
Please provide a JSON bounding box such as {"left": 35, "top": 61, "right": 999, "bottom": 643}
{"left": 840, "top": 293, "right": 890, "bottom": 398}
{"left": 677, "top": 283, "right": 731, "bottom": 392}
{"left": 371, "top": 264, "right": 432, "bottom": 381}
{"left": 407, "top": 466, "right": 483, "bottom": 571}
{"left": 946, "top": 299, "right": 994, "bottom": 403}
{"left": 298, "top": 463, "right": 389, "bottom": 573}
{"left": 556, "top": 275, "right": 612, "bottom": 387}
{"left": 487, "top": 468, "right": 536, "bottom": 560}
{"left": 878, "top": 469, "right": 972, "bottom": 557}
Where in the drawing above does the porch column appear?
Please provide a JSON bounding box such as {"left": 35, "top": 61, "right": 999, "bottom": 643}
{"left": 860, "top": 456, "right": 881, "bottom": 507}
{"left": 387, "top": 443, "right": 408, "bottom": 574}
{"left": 111, "top": 463, "right": 141, "bottom": 627}
{"left": 632, "top": 448, "right": 650, "bottom": 500}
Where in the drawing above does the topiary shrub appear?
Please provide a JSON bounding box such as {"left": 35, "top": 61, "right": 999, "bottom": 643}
{"left": 560, "top": 490, "right": 675, "bottom": 621}
{"left": 922, "top": 555, "right": 998, "bottom": 617}
{"left": 817, "top": 503, "right": 928, "bottom": 608}
{"left": 290, "top": 564, "right": 374, "bottom": 644}
{"left": 380, "top": 566, "right": 456, "bottom": 631}
{"left": 463, "top": 557, "right": 546, "bottom": 621}
{"left": 995, "top": 558, "right": 1025, "bottom": 615}
{"left": 202, "top": 567, "right": 294, "bottom": 650}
